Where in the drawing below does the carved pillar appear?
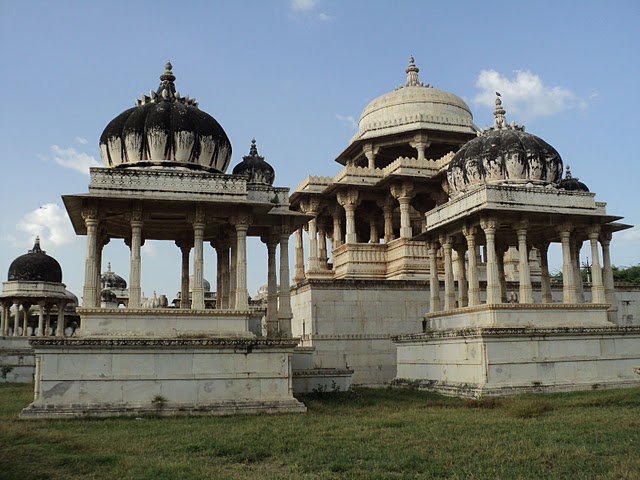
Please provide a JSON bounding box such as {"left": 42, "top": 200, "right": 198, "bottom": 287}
{"left": 363, "top": 143, "right": 379, "bottom": 169}
{"left": 464, "top": 226, "right": 480, "bottom": 306}
{"left": 229, "top": 230, "right": 237, "bottom": 309}
{"left": 45, "top": 305, "right": 51, "bottom": 336}
{"left": 481, "top": 218, "right": 501, "bottom": 304}
{"left": 220, "top": 241, "right": 230, "bottom": 309}
{"left": 369, "top": 213, "right": 379, "bottom": 244}
{"left": 600, "top": 230, "right": 617, "bottom": 322}
{"left": 191, "top": 207, "right": 206, "bottom": 310}
{"left": 454, "top": 244, "right": 468, "bottom": 308}
{"left": 57, "top": 301, "right": 66, "bottom": 337}
{"left": 37, "top": 301, "right": 45, "bottom": 337}
{"left": 330, "top": 207, "right": 343, "bottom": 249}
{"left": 377, "top": 197, "right": 396, "bottom": 244}
{"left": 293, "top": 228, "right": 306, "bottom": 283}
{"left": 515, "top": 222, "right": 533, "bottom": 303}
{"left": 22, "top": 305, "right": 29, "bottom": 336}
{"left": 128, "top": 207, "right": 143, "bottom": 309}
{"left": 390, "top": 182, "right": 414, "bottom": 239}
{"left": 263, "top": 231, "right": 279, "bottom": 336}
{"left": 440, "top": 236, "right": 455, "bottom": 310}
{"left": 176, "top": 240, "right": 192, "bottom": 309}
{"left": 12, "top": 303, "right": 19, "bottom": 336}
{"left": 82, "top": 205, "right": 100, "bottom": 308}
{"left": 337, "top": 189, "right": 360, "bottom": 244}
{"left": 318, "top": 222, "right": 328, "bottom": 269}
{"left": 497, "top": 245, "right": 508, "bottom": 303}
{"left": 0, "top": 302, "right": 7, "bottom": 336}
{"left": 538, "top": 242, "right": 553, "bottom": 304}
{"left": 307, "top": 218, "right": 319, "bottom": 270}
{"left": 558, "top": 227, "right": 576, "bottom": 304}
{"left": 572, "top": 240, "right": 585, "bottom": 303}
{"left": 428, "top": 241, "right": 441, "bottom": 313}
{"left": 587, "top": 228, "right": 606, "bottom": 304}
{"left": 233, "top": 215, "right": 250, "bottom": 310}
{"left": 95, "top": 232, "right": 109, "bottom": 306}
{"left": 278, "top": 227, "right": 293, "bottom": 337}
{"left": 410, "top": 133, "right": 430, "bottom": 162}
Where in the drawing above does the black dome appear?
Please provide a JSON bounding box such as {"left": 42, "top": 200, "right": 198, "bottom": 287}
{"left": 558, "top": 165, "right": 589, "bottom": 192}
{"left": 101, "top": 288, "right": 117, "bottom": 303}
{"left": 447, "top": 97, "right": 563, "bottom": 196}
{"left": 101, "top": 263, "right": 127, "bottom": 290}
{"left": 8, "top": 238, "right": 62, "bottom": 283}
{"left": 100, "top": 62, "right": 232, "bottom": 173}
{"left": 232, "top": 139, "right": 275, "bottom": 185}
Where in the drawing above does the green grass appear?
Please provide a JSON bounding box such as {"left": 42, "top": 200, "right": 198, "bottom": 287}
{"left": 1, "top": 384, "right": 639, "bottom": 479}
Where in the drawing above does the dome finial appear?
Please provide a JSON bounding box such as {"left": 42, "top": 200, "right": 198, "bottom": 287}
{"left": 565, "top": 165, "right": 572, "bottom": 179}
{"left": 160, "top": 61, "right": 176, "bottom": 83}
{"left": 405, "top": 55, "right": 421, "bottom": 87}
{"left": 107, "top": 262, "right": 112, "bottom": 273}
{"left": 250, "top": 138, "right": 258, "bottom": 156}
{"left": 493, "top": 92, "right": 507, "bottom": 128}
{"left": 29, "top": 236, "right": 44, "bottom": 254}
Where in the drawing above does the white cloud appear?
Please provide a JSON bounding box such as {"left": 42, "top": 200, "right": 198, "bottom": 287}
{"left": 473, "top": 69, "right": 589, "bottom": 121}
{"left": 336, "top": 113, "right": 357, "bottom": 129}
{"left": 290, "top": 0, "right": 319, "bottom": 11}
{"left": 41, "top": 145, "right": 101, "bottom": 175}
{"left": 74, "top": 136, "right": 89, "bottom": 145}
{"left": 142, "top": 242, "right": 159, "bottom": 258}
{"left": 16, "top": 203, "right": 76, "bottom": 247}
{"left": 317, "top": 12, "right": 334, "bottom": 22}
{"left": 617, "top": 228, "right": 640, "bottom": 243}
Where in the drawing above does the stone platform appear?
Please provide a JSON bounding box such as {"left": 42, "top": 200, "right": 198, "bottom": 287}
{"left": 20, "top": 336, "right": 306, "bottom": 419}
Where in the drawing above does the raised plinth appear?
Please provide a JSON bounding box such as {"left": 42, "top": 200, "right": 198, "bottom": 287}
{"left": 77, "top": 308, "right": 253, "bottom": 338}
{"left": 20, "top": 337, "right": 306, "bottom": 419}
{"left": 393, "top": 325, "right": 640, "bottom": 397}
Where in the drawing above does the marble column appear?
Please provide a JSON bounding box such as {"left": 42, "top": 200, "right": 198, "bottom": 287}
{"left": 178, "top": 241, "right": 191, "bottom": 309}
{"left": 587, "top": 229, "right": 606, "bottom": 304}
{"left": 220, "top": 243, "right": 230, "bottom": 309}
{"left": 363, "top": 143, "right": 378, "bottom": 169}
{"left": 57, "top": 301, "right": 66, "bottom": 337}
{"left": 398, "top": 197, "right": 413, "bottom": 239}
{"left": 410, "top": 133, "right": 430, "bottom": 162}
{"left": 455, "top": 245, "right": 468, "bottom": 308}
{"left": 481, "top": 218, "right": 501, "bottom": 304}
{"left": 558, "top": 227, "right": 576, "bottom": 304}
{"left": 37, "top": 301, "right": 45, "bottom": 337}
{"left": 22, "top": 304, "right": 29, "bottom": 336}
{"left": 229, "top": 230, "right": 238, "bottom": 309}
{"left": 369, "top": 215, "right": 379, "bottom": 244}
{"left": 293, "top": 228, "right": 306, "bottom": 283}
{"left": 572, "top": 240, "right": 585, "bottom": 303}
{"left": 191, "top": 220, "right": 205, "bottom": 310}
{"left": 128, "top": 214, "right": 143, "bottom": 309}
{"left": 278, "top": 228, "right": 293, "bottom": 337}
{"left": 515, "top": 223, "right": 533, "bottom": 303}
{"left": 0, "top": 302, "right": 6, "bottom": 336}
{"left": 497, "top": 246, "right": 507, "bottom": 303}
{"left": 379, "top": 197, "right": 395, "bottom": 244}
{"left": 214, "top": 241, "right": 229, "bottom": 310}
{"left": 600, "top": 230, "right": 617, "bottom": 323}
{"left": 538, "top": 242, "right": 553, "bottom": 304}
{"left": 234, "top": 220, "right": 249, "bottom": 310}
{"left": 45, "top": 305, "right": 51, "bottom": 336}
{"left": 82, "top": 208, "right": 99, "bottom": 308}
{"left": 318, "top": 223, "right": 328, "bottom": 269}
{"left": 12, "top": 303, "right": 20, "bottom": 336}
{"left": 428, "top": 242, "right": 441, "bottom": 313}
{"left": 464, "top": 228, "right": 480, "bottom": 307}
{"left": 307, "top": 218, "right": 319, "bottom": 270}
{"left": 331, "top": 211, "right": 343, "bottom": 249}
{"left": 441, "top": 237, "right": 455, "bottom": 310}
{"left": 264, "top": 232, "right": 279, "bottom": 336}
{"left": 337, "top": 189, "right": 360, "bottom": 244}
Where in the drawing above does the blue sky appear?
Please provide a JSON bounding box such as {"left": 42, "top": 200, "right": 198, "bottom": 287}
{"left": 1, "top": 0, "right": 639, "bottom": 300}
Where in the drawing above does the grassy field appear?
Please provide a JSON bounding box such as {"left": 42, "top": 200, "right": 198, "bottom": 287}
{"left": 1, "top": 384, "right": 639, "bottom": 480}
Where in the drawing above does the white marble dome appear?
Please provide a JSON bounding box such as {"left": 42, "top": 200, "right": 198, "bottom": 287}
{"left": 447, "top": 96, "right": 563, "bottom": 196}
{"left": 99, "top": 62, "right": 232, "bottom": 173}
{"left": 353, "top": 56, "right": 477, "bottom": 142}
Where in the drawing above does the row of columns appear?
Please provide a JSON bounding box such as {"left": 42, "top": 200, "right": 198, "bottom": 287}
{"left": 0, "top": 300, "right": 66, "bottom": 337}
{"left": 429, "top": 220, "right": 616, "bottom": 314}
{"left": 80, "top": 203, "right": 293, "bottom": 334}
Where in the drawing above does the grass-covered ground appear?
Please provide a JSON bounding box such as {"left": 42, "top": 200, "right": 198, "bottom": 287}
{"left": 1, "top": 384, "right": 639, "bottom": 480}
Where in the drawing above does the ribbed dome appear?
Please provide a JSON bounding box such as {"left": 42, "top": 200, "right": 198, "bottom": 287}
{"left": 353, "top": 56, "right": 476, "bottom": 142}
{"left": 8, "top": 237, "right": 63, "bottom": 283}
{"left": 447, "top": 96, "right": 563, "bottom": 196}
{"left": 558, "top": 165, "right": 589, "bottom": 192}
{"left": 100, "top": 62, "right": 232, "bottom": 173}
{"left": 101, "top": 263, "right": 127, "bottom": 290}
{"left": 232, "top": 139, "right": 275, "bottom": 185}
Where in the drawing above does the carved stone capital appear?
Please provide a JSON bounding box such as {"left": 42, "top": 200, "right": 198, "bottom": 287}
{"left": 390, "top": 181, "right": 414, "bottom": 200}
{"left": 336, "top": 189, "right": 360, "bottom": 208}
{"left": 299, "top": 196, "right": 322, "bottom": 215}
{"left": 480, "top": 217, "right": 500, "bottom": 233}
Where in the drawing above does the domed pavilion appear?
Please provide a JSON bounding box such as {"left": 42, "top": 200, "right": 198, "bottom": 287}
{"left": 1, "top": 237, "right": 74, "bottom": 337}
{"left": 21, "top": 63, "right": 309, "bottom": 418}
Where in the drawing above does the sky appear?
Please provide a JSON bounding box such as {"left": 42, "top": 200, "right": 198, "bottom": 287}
{"left": 1, "top": 0, "right": 639, "bottom": 301}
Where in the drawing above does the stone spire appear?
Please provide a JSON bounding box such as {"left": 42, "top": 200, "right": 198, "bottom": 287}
{"left": 493, "top": 93, "right": 507, "bottom": 128}
{"left": 405, "top": 55, "right": 422, "bottom": 87}
{"left": 157, "top": 61, "right": 177, "bottom": 100}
